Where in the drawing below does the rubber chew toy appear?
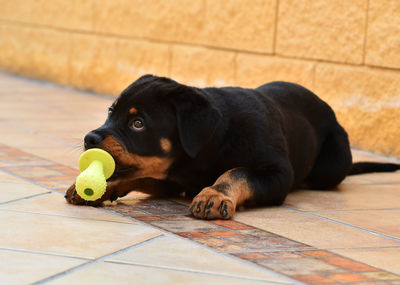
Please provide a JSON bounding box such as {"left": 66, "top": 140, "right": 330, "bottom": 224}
{"left": 75, "top": 148, "right": 115, "bottom": 201}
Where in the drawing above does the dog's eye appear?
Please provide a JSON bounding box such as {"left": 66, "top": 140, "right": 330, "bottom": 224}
{"left": 130, "top": 118, "right": 145, "bottom": 131}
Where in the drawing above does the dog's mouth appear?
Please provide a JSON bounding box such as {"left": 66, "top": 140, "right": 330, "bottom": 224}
{"left": 108, "top": 161, "right": 137, "bottom": 181}
{"left": 83, "top": 135, "right": 138, "bottom": 181}
{"left": 94, "top": 135, "right": 173, "bottom": 182}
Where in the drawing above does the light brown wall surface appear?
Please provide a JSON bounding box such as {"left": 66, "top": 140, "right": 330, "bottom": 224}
{"left": 0, "top": 0, "right": 399, "bottom": 158}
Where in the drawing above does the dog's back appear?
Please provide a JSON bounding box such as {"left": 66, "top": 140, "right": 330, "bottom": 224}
{"left": 202, "top": 81, "right": 343, "bottom": 188}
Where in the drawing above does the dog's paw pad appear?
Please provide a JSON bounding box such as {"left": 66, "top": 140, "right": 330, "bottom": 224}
{"left": 189, "top": 187, "right": 235, "bottom": 220}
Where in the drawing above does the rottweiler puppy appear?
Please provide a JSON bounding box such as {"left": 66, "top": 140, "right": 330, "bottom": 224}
{"left": 65, "top": 75, "right": 400, "bottom": 219}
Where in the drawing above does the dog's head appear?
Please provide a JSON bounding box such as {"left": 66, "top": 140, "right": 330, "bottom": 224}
{"left": 84, "top": 75, "right": 222, "bottom": 180}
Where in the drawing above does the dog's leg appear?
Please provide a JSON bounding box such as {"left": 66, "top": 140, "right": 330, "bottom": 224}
{"left": 190, "top": 165, "right": 293, "bottom": 219}
{"left": 65, "top": 178, "right": 178, "bottom": 206}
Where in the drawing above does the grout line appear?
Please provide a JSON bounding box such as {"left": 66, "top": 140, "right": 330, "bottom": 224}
{"left": 226, "top": 245, "right": 400, "bottom": 255}
{"left": 172, "top": 200, "right": 313, "bottom": 249}
{"left": 362, "top": 0, "right": 370, "bottom": 65}
{"left": 282, "top": 206, "right": 400, "bottom": 243}
{"left": 104, "top": 208, "right": 301, "bottom": 284}
{"left": 324, "top": 245, "right": 400, "bottom": 251}
{"left": 0, "top": 119, "right": 81, "bottom": 148}
{"left": 0, "top": 19, "right": 273, "bottom": 57}
{"left": 165, "top": 233, "right": 300, "bottom": 284}
{"left": 0, "top": 246, "right": 91, "bottom": 261}
{"left": 308, "top": 208, "right": 400, "bottom": 212}
{"left": 343, "top": 182, "right": 400, "bottom": 186}
{"left": 33, "top": 234, "right": 165, "bottom": 285}
{"left": 311, "top": 62, "right": 317, "bottom": 91}
{"left": 103, "top": 260, "right": 293, "bottom": 285}
{"left": 352, "top": 148, "right": 400, "bottom": 163}
{"left": 2, "top": 19, "right": 400, "bottom": 74}
{"left": 227, "top": 248, "right": 312, "bottom": 254}
{"left": 0, "top": 207, "right": 139, "bottom": 225}
{"left": 0, "top": 77, "right": 398, "bottom": 283}
{"left": 0, "top": 168, "right": 70, "bottom": 193}
{"left": 233, "top": 52, "right": 238, "bottom": 83}
{"left": 272, "top": 0, "right": 280, "bottom": 54}
{"left": 0, "top": 191, "right": 52, "bottom": 206}
{"left": 168, "top": 44, "right": 173, "bottom": 77}
{"left": 0, "top": 71, "right": 116, "bottom": 99}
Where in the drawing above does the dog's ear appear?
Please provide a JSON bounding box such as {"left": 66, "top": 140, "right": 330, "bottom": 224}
{"left": 169, "top": 88, "right": 222, "bottom": 158}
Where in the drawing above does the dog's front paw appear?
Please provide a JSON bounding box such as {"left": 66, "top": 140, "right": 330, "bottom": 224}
{"left": 189, "top": 187, "right": 236, "bottom": 220}
{"left": 64, "top": 183, "right": 103, "bottom": 207}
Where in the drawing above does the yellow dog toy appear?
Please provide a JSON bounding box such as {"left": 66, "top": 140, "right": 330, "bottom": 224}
{"left": 75, "top": 148, "right": 115, "bottom": 201}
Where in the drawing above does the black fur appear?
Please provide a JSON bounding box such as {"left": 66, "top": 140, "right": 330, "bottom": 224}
{"left": 82, "top": 75, "right": 400, "bottom": 207}
{"left": 349, "top": 162, "right": 400, "bottom": 175}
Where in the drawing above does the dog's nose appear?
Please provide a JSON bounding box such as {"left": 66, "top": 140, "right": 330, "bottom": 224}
{"left": 84, "top": 132, "right": 104, "bottom": 149}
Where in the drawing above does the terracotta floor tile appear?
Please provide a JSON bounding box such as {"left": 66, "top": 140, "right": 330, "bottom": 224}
{"left": 262, "top": 251, "right": 302, "bottom": 259}
{"left": 315, "top": 210, "right": 400, "bottom": 239}
{"left": 0, "top": 170, "right": 26, "bottom": 182}
{"left": 329, "top": 273, "right": 369, "bottom": 282}
{"left": 0, "top": 182, "right": 50, "bottom": 204}
{"left": 301, "top": 250, "right": 336, "bottom": 258}
{"left": 324, "top": 256, "right": 378, "bottom": 272}
{"left": 222, "top": 232, "right": 309, "bottom": 252}
{"left": 351, "top": 150, "right": 395, "bottom": 163}
{"left": 209, "top": 220, "right": 255, "bottom": 230}
{"left": 1, "top": 192, "right": 135, "bottom": 224}
{"left": 0, "top": 171, "right": 50, "bottom": 203}
{"left": 0, "top": 210, "right": 161, "bottom": 259}
{"left": 1, "top": 147, "right": 28, "bottom": 156}
{"left": 362, "top": 271, "right": 400, "bottom": 281}
{"left": 2, "top": 72, "right": 400, "bottom": 285}
{"left": 195, "top": 237, "right": 229, "bottom": 247}
{"left": 112, "top": 199, "right": 189, "bottom": 216}
{"left": 293, "top": 275, "right": 336, "bottom": 284}
{"left": 150, "top": 219, "right": 220, "bottom": 233}
{"left": 41, "top": 180, "right": 73, "bottom": 191}
{"left": 234, "top": 253, "right": 268, "bottom": 260}
{"left": 0, "top": 123, "right": 72, "bottom": 150}
{"left": 6, "top": 166, "right": 62, "bottom": 178}
{"left": 0, "top": 249, "right": 86, "bottom": 284}
{"left": 194, "top": 237, "right": 246, "bottom": 252}
{"left": 343, "top": 172, "right": 400, "bottom": 185}
{"left": 235, "top": 208, "right": 400, "bottom": 249}
{"left": 107, "top": 236, "right": 288, "bottom": 283}
{"left": 127, "top": 190, "right": 153, "bottom": 199}
{"left": 135, "top": 216, "right": 163, "bottom": 221}
{"left": 25, "top": 147, "right": 81, "bottom": 169}
{"left": 257, "top": 256, "right": 345, "bottom": 276}
{"left": 208, "top": 230, "right": 242, "bottom": 237}
{"left": 217, "top": 243, "right": 245, "bottom": 252}
{"left": 48, "top": 261, "right": 285, "bottom": 285}
{"left": 50, "top": 165, "right": 79, "bottom": 175}
{"left": 333, "top": 248, "right": 400, "bottom": 275}
{"left": 177, "top": 232, "right": 208, "bottom": 238}
{"left": 360, "top": 281, "right": 399, "bottom": 285}
{"left": 284, "top": 184, "right": 400, "bottom": 211}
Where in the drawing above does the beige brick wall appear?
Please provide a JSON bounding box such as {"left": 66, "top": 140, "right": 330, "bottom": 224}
{"left": 0, "top": 0, "right": 399, "bottom": 158}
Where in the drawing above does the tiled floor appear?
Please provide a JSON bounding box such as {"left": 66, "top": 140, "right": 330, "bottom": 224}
{"left": 0, "top": 73, "right": 399, "bottom": 285}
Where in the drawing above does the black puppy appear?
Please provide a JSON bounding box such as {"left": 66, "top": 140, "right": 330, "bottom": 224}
{"left": 65, "top": 75, "right": 400, "bottom": 219}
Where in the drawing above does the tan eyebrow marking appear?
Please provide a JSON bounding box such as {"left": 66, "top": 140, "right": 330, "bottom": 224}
{"left": 114, "top": 99, "right": 118, "bottom": 106}
{"left": 129, "top": 107, "right": 138, "bottom": 115}
{"left": 160, "top": 138, "right": 172, "bottom": 153}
